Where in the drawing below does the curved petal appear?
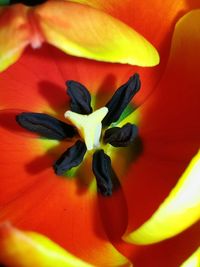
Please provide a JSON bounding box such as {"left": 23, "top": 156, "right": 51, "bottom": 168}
{"left": 69, "top": 0, "right": 198, "bottom": 52}
{"left": 120, "top": 222, "right": 200, "bottom": 267}
{"left": 0, "top": 40, "right": 133, "bottom": 266}
{"left": 0, "top": 5, "right": 31, "bottom": 72}
{"left": 122, "top": 9, "right": 200, "bottom": 243}
{"left": 33, "top": 1, "right": 159, "bottom": 67}
{"left": 0, "top": 42, "right": 157, "bottom": 112}
{"left": 0, "top": 223, "right": 92, "bottom": 267}
{"left": 69, "top": 0, "right": 199, "bottom": 101}
{"left": 0, "top": 114, "right": 131, "bottom": 266}
{"left": 0, "top": 39, "right": 134, "bottom": 266}
{"left": 123, "top": 150, "right": 200, "bottom": 244}
{"left": 180, "top": 248, "right": 200, "bottom": 267}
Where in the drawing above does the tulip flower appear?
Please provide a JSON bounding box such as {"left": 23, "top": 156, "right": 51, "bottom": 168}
{"left": 0, "top": 0, "right": 159, "bottom": 72}
{"left": 0, "top": 2, "right": 200, "bottom": 267}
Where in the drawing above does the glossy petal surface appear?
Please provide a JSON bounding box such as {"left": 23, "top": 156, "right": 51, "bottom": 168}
{"left": 0, "top": 47, "right": 131, "bottom": 267}
{"left": 123, "top": 150, "right": 200, "bottom": 244}
{"left": 122, "top": 9, "right": 200, "bottom": 244}
{"left": 180, "top": 248, "right": 200, "bottom": 267}
{"left": 70, "top": 0, "right": 200, "bottom": 102}
{"left": 0, "top": 5, "right": 30, "bottom": 72}
{"left": 0, "top": 223, "right": 92, "bottom": 267}
{"left": 0, "top": 117, "right": 130, "bottom": 266}
{"left": 33, "top": 1, "right": 159, "bottom": 66}
{"left": 70, "top": 0, "right": 198, "bottom": 51}
{"left": 1, "top": 5, "right": 200, "bottom": 266}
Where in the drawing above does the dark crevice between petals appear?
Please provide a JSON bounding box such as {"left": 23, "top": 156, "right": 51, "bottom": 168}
{"left": 16, "top": 112, "right": 76, "bottom": 140}
{"left": 97, "top": 169, "right": 128, "bottom": 243}
{"left": 66, "top": 80, "right": 93, "bottom": 115}
{"left": 104, "top": 123, "right": 138, "bottom": 147}
{"left": 54, "top": 140, "right": 87, "bottom": 176}
{"left": 9, "top": 0, "right": 47, "bottom": 6}
{"left": 102, "top": 73, "right": 141, "bottom": 127}
{"left": 92, "top": 150, "right": 114, "bottom": 196}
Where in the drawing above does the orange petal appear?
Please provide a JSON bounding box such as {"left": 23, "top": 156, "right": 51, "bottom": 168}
{"left": 70, "top": 0, "right": 199, "bottom": 52}
{"left": 0, "top": 42, "right": 133, "bottom": 265}
{"left": 69, "top": 0, "right": 199, "bottom": 102}
{"left": 0, "top": 222, "right": 92, "bottom": 267}
{"left": 0, "top": 117, "right": 131, "bottom": 266}
{"left": 122, "top": 9, "right": 200, "bottom": 240}
{"left": 123, "top": 150, "right": 200, "bottom": 244}
{"left": 0, "top": 6, "right": 31, "bottom": 72}
{"left": 0, "top": 41, "right": 157, "bottom": 111}
{"left": 33, "top": 1, "right": 159, "bottom": 67}
{"left": 0, "top": 44, "right": 131, "bottom": 266}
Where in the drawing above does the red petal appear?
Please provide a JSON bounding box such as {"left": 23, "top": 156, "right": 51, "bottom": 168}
{"left": 72, "top": 0, "right": 199, "bottom": 55}
{"left": 120, "top": 9, "right": 200, "bottom": 264}
{"left": 0, "top": 223, "right": 93, "bottom": 267}
{"left": 107, "top": 10, "right": 200, "bottom": 264}
{"left": 0, "top": 45, "right": 67, "bottom": 112}
{"left": 0, "top": 117, "right": 131, "bottom": 265}
{"left": 0, "top": 44, "right": 134, "bottom": 265}
{"left": 0, "top": 42, "right": 155, "bottom": 110}
{"left": 71, "top": 0, "right": 200, "bottom": 103}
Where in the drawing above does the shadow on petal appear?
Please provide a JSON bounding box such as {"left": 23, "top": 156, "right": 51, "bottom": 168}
{"left": 97, "top": 181, "right": 128, "bottom": 243}
{"left": 38, "top": 81, "right": 69, "bottom": 115}
{"left": 94, "top": 74, "right": 117, "bottom": 109}
{"left": 0, "top": 109, "right": 38, "bottom": 138}
{"left": 25, "top": 139, "right": 78, "bottom": 175}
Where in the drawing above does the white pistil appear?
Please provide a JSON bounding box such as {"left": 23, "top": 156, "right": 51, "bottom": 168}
{"left": 64, "top": 107, "right": 108, "bottom": 151}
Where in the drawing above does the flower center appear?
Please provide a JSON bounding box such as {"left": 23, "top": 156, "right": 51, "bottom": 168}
{"left": 16, "top": 74, "right": 141, "bottom": 196}
{"left": 64, "top": 107, "right": 108, "bottom": 151}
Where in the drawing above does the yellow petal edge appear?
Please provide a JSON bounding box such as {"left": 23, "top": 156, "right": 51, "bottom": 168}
{"left": 0, "top": 222, "right": 92, "bottom": 267}
{"left": 180, "top": 248, "right": 200, "bottom": 267}
{"left": 123, "top": 150, "right": 200, "bottom": 245}
{"left": 35, "top": 1, "right": 159, "bottom": 67}
{"left": 0, "top": 6, "right": 30, "bottom": 72}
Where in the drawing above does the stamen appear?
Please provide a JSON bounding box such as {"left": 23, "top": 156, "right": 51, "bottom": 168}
{"left": 54, "top": 140, "right": 87, "bottom": 175}
{"left": 16, "top": 112, "right": 76, "bottom": 140}
{"left": 9, "top": 0, "right": 47, "bottom": 6}
{"left": 104, "top": 123, "right": 138, "bottom": 147}
{"left": 66, "top": 80, "right": 93, "bottom": 115}
{"left": 102, "top": 73, "right": 141, "bottom": 127}
{"left": 15, "top": 74, "right": 141, "bottom": 196}
{"left": 92, "top": 150, "right": 113, "bottom": 196}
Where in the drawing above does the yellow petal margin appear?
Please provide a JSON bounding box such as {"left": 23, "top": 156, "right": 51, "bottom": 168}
{"left": 180, "top": 248, "right": 200, "bottom": 267}
{"left": 123, "top": 150, "right": 200, "bottom": 245}
{"left": 0, "top": 222, "right": 92, "bottom": 267}
{"left": 34, "top": 1, "right": 159, "bottom": 67}
{"left": 0, "top": 6, "right": 30, "bottom": 72}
